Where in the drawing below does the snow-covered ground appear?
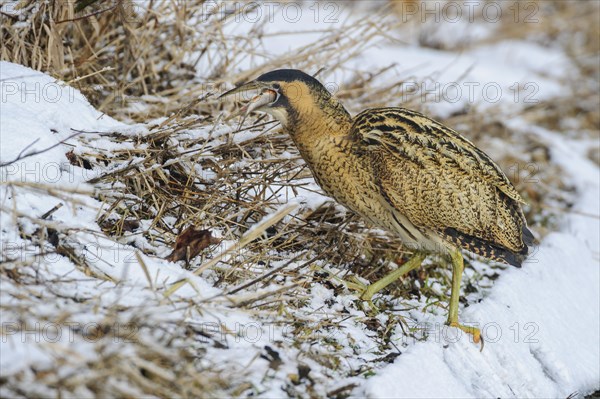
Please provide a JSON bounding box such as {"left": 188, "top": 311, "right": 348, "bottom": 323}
{"left": 1, "top": 1, "right": 599, "bottom": 397}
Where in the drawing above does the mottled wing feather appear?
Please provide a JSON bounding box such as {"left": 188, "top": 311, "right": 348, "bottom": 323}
{"left": 350, "top": 107, "right": 528, "bottom": 255}
{"left": 353, "top": 107, "right": 525, "bottom": 204}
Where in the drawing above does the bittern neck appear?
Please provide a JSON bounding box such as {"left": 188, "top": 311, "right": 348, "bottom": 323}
{"left": 284, "top": 97, "right": 352, "bottom": 142}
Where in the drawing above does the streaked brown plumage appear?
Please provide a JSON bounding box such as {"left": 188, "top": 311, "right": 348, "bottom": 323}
{"left": 221, "top": 69, "right": 533, "bottom": 346}
{"left": 352, "top": 107, "right": 533, "bottom": 266}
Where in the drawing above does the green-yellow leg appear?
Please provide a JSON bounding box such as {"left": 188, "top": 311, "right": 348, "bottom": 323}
{"left": 447, "top": 248, "right": 483, "bottom": 350}
{"left": 348, "top": 253, "right": 426, "bottom": 301}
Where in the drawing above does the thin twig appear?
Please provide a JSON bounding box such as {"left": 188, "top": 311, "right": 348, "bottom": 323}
{"left": 55, "top": 0, "right": 122, "bottom": 24}
{"left": 0, "top": 132, "right": 83, "bottom": 167}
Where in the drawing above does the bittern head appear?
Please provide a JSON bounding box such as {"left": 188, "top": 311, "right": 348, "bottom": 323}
{"left": 219, "top": 69, "right": 347, "bottom": 128}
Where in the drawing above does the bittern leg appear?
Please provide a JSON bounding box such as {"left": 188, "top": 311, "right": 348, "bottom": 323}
{"left": 447, "top": 248, "right": 483, "bottom": 349}
{"left": 347, "top": 253, "right": 426, "bottom": 302}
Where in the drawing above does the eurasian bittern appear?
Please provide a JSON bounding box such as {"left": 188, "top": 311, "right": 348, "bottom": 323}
{"left": 220, "top": 69, "right": 533, "bottom": 347}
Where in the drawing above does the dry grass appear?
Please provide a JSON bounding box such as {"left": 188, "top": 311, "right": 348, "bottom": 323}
{"left": 3, "top": 0, "right": 205, "bottom": 120}
{"left": 1, "top": 0, "right": 598, "bottom": 396}
{"left": 1, "top": 0, "right": 391, "bottom": 122}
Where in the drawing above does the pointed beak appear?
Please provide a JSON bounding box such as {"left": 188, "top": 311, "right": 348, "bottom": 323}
{"left": 218, "top": 80, "right": 262, "bottom": 99}
{"left": 219, "top": 80, "right": 277, "bottom": 122}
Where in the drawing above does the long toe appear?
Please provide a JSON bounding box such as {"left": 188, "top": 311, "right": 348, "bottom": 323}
{"left": 449, "top": 321, "right": 484, "bottom": 351}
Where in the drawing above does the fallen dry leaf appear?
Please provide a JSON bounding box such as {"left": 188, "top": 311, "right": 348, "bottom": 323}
{"left": 166, "top": 227, "right": 220, "bottom": 263}
{"left": 65, "top": 150, "right": 93, "bottom": 169}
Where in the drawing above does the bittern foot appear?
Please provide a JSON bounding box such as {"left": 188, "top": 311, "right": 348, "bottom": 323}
{"left": 349, "top": 254, "right": 427, "bottom": 300}
{"left": 447, "top": 248, "right": 484, "bottom": 351}
{"left": 448, "top": 321, "right": 484, "bottom": 351}
{"left": 345, "top": 276, "right": 379, "bottom": 312}
{"left": 346, "top": 276, "right": 377, "bottom": 301}
{"left": 345, "top": 254, "right": 426, "bottom": 314}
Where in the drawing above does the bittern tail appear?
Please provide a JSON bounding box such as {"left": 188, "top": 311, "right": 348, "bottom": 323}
{"left": 444, "top": 227, "right": 532, "bottom": 267}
